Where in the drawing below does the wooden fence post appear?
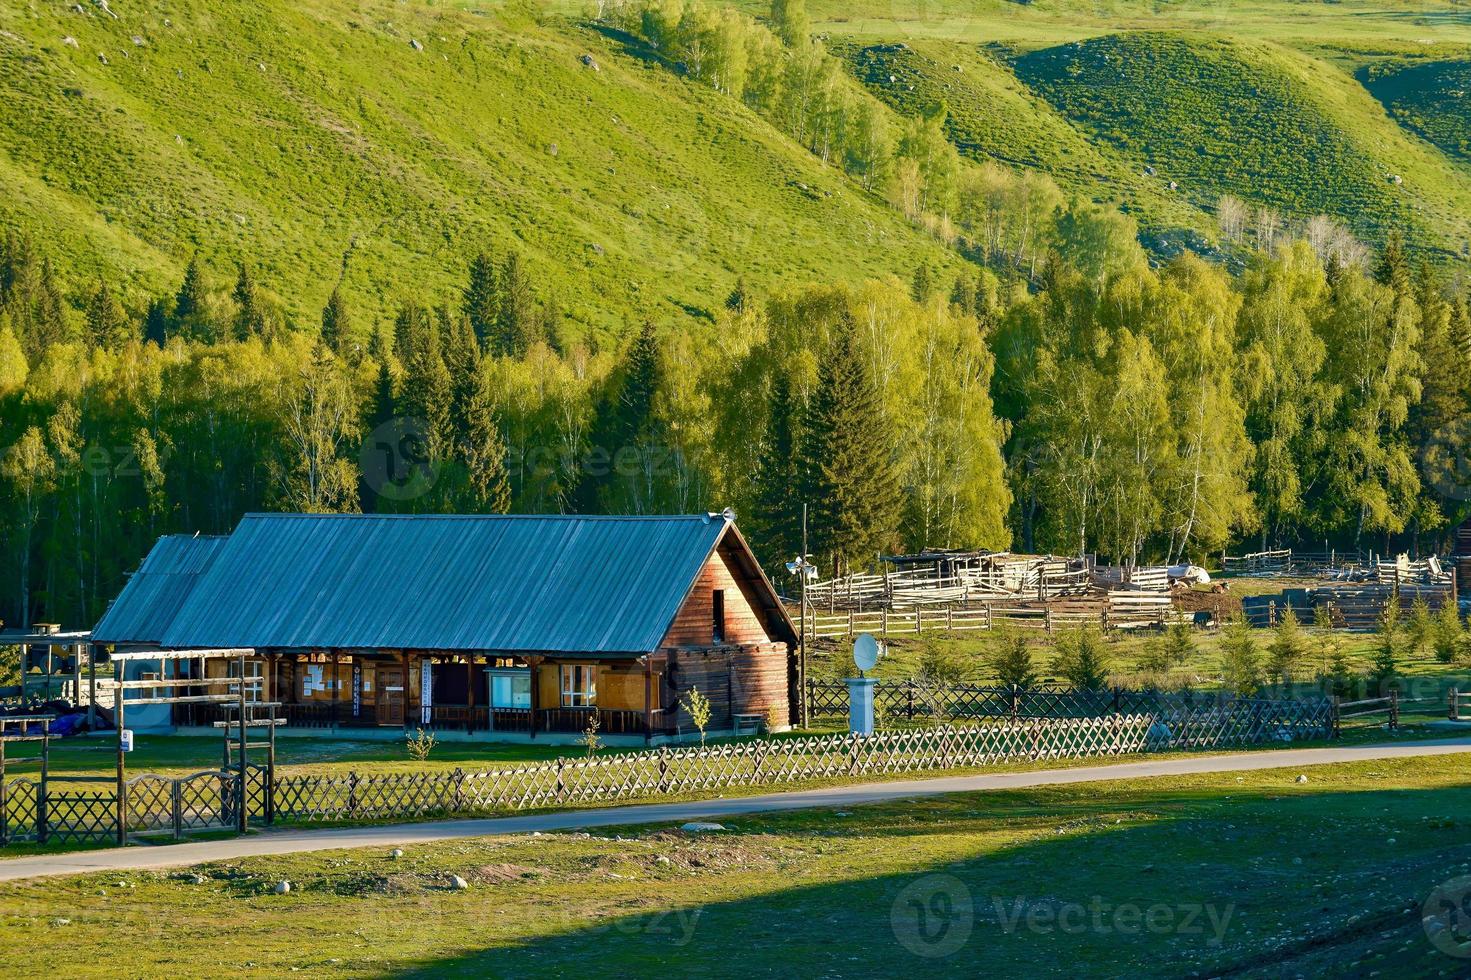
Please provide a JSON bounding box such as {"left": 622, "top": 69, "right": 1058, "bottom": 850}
{"left": 1451, "top": 686, "right": 1460, "bottom": 722}
{"left": 881, "top": 608, "right": 888, "bottom": 637}
{"left": 915, "top": 608, "right": 923, "bottom": 634}
{"left": 946, "top": 607, "right": 953, "bottom": 633}
{"left": 453, "top": 768, "right": 465, "bottom": 813}
{"left": 347, "top": 772, "right": 359, "bottom": 817}
{"left": 658, "top": 747, "right": 670, "bottom": 794}
{"left": 905, "top": 680, "right": 915, "bottom": 721}
{"left": 847, "top": 610, "right": 854, "bottom": 639}
{"left": 1331, "top": 696, "right": 1341, "bottom": 739}
{"left": 172, "top": 780, "right": 183, "bottom": 840}
{"left": 1389, "top": 689, "right": 1400, "bottom": 730}
{"left": 1045, "top": 607, "right": 1053, "bottom": 634}
{"left": 555, "top": 757, "right": 567, "bottom": 803}
{"left": 985, "top": 603, "right": 992, "bottom": 631}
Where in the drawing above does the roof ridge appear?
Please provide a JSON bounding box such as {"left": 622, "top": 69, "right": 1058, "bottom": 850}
{"left": 239, "top": 512, "right": 729, "bottom": 522}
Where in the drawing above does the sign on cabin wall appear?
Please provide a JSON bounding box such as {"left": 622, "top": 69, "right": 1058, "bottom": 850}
{"left": 352, "top": 663, "right": 362, "bottom": 717}
{"left": 303, "top": 663, "right": 325, "bottom": 696}
{"left": 420, "top": 659, "right": 433, "bottom": 725}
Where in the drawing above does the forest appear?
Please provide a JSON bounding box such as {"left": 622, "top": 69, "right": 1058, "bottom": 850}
{"left": 0, "top": 0, "right": 1468, "bottom": 631}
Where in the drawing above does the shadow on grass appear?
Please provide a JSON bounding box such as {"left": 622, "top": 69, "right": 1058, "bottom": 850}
{"left": 388, "top": 779, "right": 1471, "bottom": 979}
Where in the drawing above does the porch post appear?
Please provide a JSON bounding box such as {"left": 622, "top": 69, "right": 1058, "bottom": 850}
{"left": 332, "top": 651, "right": 341, "bottom": 730}
{"left": 86, "top": 643, "right": 96, "bottom": 731}
{"left": 527, "top": 656, "right": 542, "bottom": 739}
{"left": 643, "top": 656, "right": 653, "bottom": 745}
{"left": 401, "top": 651, "right": 412, "bottom": 730}
{"left": 465, "top": 656, "right": 475, "bottom": 733}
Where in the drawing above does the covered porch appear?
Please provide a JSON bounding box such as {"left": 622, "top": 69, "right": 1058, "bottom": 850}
{"left": 174, "top": 650, "right": 680, "bottom": 740}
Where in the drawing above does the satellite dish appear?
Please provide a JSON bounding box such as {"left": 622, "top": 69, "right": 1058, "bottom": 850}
{"left": 853, "top": 633, "right": 881, "bottom": 674}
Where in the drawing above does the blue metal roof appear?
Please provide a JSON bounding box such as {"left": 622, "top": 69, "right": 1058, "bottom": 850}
{"left": 141, "top": 513, "right": 749, "bottom": 655}
{"left": 92, "top": 534, "right": 230, "bottom": 644}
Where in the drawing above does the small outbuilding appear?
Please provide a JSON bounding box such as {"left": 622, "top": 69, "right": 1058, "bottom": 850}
{"left": 92, "top": 512, "right": 798, "bottom": 742}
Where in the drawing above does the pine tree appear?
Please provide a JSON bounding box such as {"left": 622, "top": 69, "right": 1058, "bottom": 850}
{"left": 443, "top": 310, "right": 481, "bottom": 458}
{"left": 802, "top": 315, "right": 903, "bottom": 572}
{"left": 494, "top": 251, "right": 541, "bottom": 357}
{"left": 749, "top": 372, "right": 801, "bottom": 568}
{"left": 1432, "top": 600, "right": 1463, "bottom": 665}
{"left": 988, "top": 626, "right": 1037, "bottom": 689}
{"left": 911, "top": 263, "right": 934, "bottom": 303}
{"left": 1375, "top": 230, "right": 1410, "bottom": 296}
{"left": 463, "top": 252, "right": 499, "bottom": 351}
{"left": 174, "top": 252, "right": 206, "bottom": 337}
{"left": 949, "top": 275, "right": 977, "bottom": 317}
{"left": 84, "top": 279, "right": 128, "bottom": 348}
{"left": 31, "top": 257, "right": 68, "bottom": 351}
{"left": 400, "top": 315, "right": 454, "bottom": 466}
{"left": 1219, "top": 618, "right": 1262, "bottom": 696}
{"left": 1051, "top": 626, "right": 1110, "bottom": 691}
{"left": 394, "top": 301, "right": 431, "bottom": 367}
{"left": 359, "top": 356, "right": 398, "bottom": 513}
{"left": 725, "top": 277, "right": 751, "bottom": 314}
{"left": 576, "top": 320, "right": 662, "bottom": 512}
{"left": 320, "top": 286, "right": 350, "bottom": 356}
{"left": 1371, "top": 602, "right": 1403, "bottom": 692}
{"left": 143, "top": 296, "right": 170, "bottom": 347}
{"left": 464, "top": 370, "right": 513, "bottom": 514}
{"left": 1266, "top": 607, "right": 1306, "bottom": 686}
{"left": 232, "top": 262, "right": 269, "bottom": 341}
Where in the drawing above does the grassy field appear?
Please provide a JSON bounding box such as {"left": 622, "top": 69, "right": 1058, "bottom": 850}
{"left": 2, "top": 753, "right": 1470, "bottom": 975}
{"left": 0, "top": 0, "right": 964, "bottom": 334}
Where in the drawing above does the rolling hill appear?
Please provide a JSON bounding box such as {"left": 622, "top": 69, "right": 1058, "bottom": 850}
{"left": 832, "top": 29, "right": 1471, "bottom": 261}
{"left": 1365, "top": 57, "right": 1471, "bottom": 164}
{"left": 0, "top": 0, "right": 965, "bottom": 336}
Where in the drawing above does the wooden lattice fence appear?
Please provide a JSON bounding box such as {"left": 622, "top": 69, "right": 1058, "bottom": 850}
{"left": 806, "top": 679, "right": 1334, "bottom": 731}
{"left": 270, "top": 703, "right": 1331, "bottom": 823}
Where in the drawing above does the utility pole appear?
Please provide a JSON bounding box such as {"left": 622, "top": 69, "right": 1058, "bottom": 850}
{"left": 800, "top": 502, "right": 809, "bottom": 729}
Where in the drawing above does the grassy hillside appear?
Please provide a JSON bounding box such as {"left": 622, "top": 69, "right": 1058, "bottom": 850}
{"left": 1009, "top": 32, "right": 1471, "bottom": 257}
{"left": 1365, "top": 56, "right": 1471, "bottom": 164}
{"left": 0, "top": 0, "right": 964, "bottom": 335}
{"left": 828, "top": 38, "right": 1217, "bottom": 254}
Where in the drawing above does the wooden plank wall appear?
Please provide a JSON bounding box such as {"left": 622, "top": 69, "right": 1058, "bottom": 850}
{"left": 662, "top": 542, "right": 779, "bottom": 648}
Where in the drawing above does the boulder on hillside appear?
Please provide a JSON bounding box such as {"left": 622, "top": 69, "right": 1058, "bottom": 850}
{"left": 581, "top": 53, "right": 599, "bottom": 71}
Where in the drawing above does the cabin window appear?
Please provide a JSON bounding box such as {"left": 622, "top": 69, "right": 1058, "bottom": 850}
{"left": 560, "top": 665, "right": 597, "bottom": 707}
{"left": 712, "top": 589, "right": 726, "bottom": 643}
{"left": 489, "top": 670, "right": 532, "bottom": 709}
{"left": 227, "top": 659, "right": 264, "bottom": 703}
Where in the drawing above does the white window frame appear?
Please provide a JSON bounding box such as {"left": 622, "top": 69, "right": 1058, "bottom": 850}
{"left": 488, "top": 669, "right": 532, "bottom": 709}
{"left": 560, "top": 664, "right": 597, "bottom": 708}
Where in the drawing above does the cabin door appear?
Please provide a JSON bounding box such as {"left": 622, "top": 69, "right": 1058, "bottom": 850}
{"left": 378, "top": 668, "right": 405, "bottom": 726}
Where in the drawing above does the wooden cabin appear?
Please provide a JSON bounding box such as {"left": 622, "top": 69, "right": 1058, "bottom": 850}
{"left": 92, "top": 512, "right": 798, "bottom": 742}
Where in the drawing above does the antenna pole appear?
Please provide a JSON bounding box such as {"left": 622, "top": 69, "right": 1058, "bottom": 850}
{"left": 800, "top": 502, "right": 809, "bottom": 730}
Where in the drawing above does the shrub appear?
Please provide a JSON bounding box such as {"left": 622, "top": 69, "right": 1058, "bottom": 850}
{"left": 683, "top": 686, "right": 712, "bottom": 746}
{"left": 1407, "top": 596, "right": 1434, "bottom": 657}
{"left": 405, "top": 727, "right": 438, "bottom": 761}
{"left": 1266, "top": 607, "right": 1307, "bottom": 685}
{"left": 1371, "top": 602, "right": 1403, "bottom": 691}
{"left": 986, "top": 627, "right": 1037, "bottom": 689}
{"left": 1051, "top": 626, "right": 1110, "bottom": 691}
{"left": 1432, "top": 601, "right": 1463, "bottom": 664}
{"left": 1219, "top": 619, "right": 1262, "bottom": 697}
